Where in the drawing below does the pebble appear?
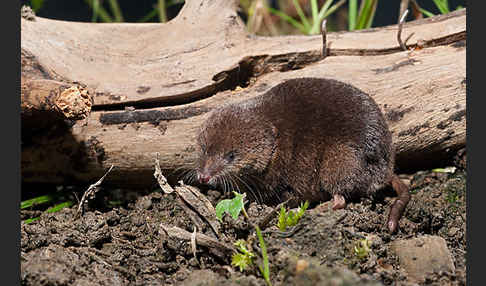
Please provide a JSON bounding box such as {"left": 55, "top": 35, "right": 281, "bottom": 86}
{"left": 390, "top": 235, "right": 455, "bottom": 283}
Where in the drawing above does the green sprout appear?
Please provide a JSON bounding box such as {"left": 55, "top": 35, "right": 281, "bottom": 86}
{"left": 215, "top": 192, "right": 272, "bottom": 286}
{"left": 268, "top": 0, "right": 346, "bottom": 35}
{"left": 420, "top": 0, "right": 464, "bottom": 17}
{"left": 277, "top": 201, "right": 309, "bottom": 231}
{"left": 21, "top": 194, "right": 74, "bottom": 224}
{"left": 353, "top": 238, "right": 371, "bottom": 260}
{"left": 232, "top": 239, "right": 256, "bottom": 272}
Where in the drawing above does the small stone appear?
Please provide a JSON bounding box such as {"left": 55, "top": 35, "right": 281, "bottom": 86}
{"left": 135, "top": 196, "right": 153, "bottom": 210}
{"left": 295, "top": 259, "right": 309, "bottom": 274}
{"left": 390, "top": 235, "right": 455, "bottom": 283}
{"left": 448, "top": 227, "right": 460, "bottom": 237}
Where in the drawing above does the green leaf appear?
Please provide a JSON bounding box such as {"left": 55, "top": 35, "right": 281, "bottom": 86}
{"left": 432, "top": 0, "right": 449, "bottom": 14}
{"left": 23, "top": 217, "right": 40, "bottom": 224}
{"left": 215, "top": 192, "right": 245, "bottom": 221}
{"left": 356, "top": 0, "right": 377, "bottom": 30}
{"left": 348, "top": 0, "right": 358, "bottom": 30}
{"left": 277, "top": 206, "right": 287, "bottom": 231}
{"left": 432, "top": 167, "right": 456, "bottom": 173}
{"left": 215, "top": 199, "right": 232, "bottom": 221}
{"left": 354, "top": 238, "right": 371, "bottom": 260}
{"left": 232, "top": 252, "right": 253, "bottom": 272}
{"left": 21, "top": 194, "right": 54, "bottom": 209}
{"left": 232, "top": 239, "right": 255, "bottom": 272}
{"left": 267, "top": 7, "right": 307, "bottom": 34}
{"left": 419, "top": 7, "right": 435, "bottom": 17}
{"left": 256, "top": 225, "right": 272, "bottom": 286}
{"left": 292, "top": 0, "right": 311, "bottom": 31}
{"left": 277, "top": 201, "right": 308, "bottom": 231}
{"left": 47, "top": 201, "right": 73, "bottom": 213}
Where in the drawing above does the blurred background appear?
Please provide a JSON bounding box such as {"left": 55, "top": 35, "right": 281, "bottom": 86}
{"left": 21, "top": 0, "right": 465, "bottom": 35}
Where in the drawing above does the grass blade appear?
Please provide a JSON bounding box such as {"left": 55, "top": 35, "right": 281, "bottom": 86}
{"left": 268, "top": 7, "right": 307, "bottom": 34}
{"left": 21, "top": 194, "right": 54, "bottom": 209}
{"left": 292, "top": 0, "right": 311, "bottom": 31}
{"left": 85, "top": 0, "right": 114, "bottom": 22}
{"left": 309, "top": 0, "right": 345, "bottom": 34}
{"left": 419, "top": 7, "right": 435, "bottom": 17}
{"left": 158, "top": 0, "right": 168, "bottom": 22}
{"left": 310, "top": 0, "right": 319, "bottom": 25}
{"left": 364, "top": 0, "right": 378, "bottom": 28}
{"left": 356, "top": 0, "right": 377, "bottom": 30}
{"left": 321, "top": 0, "right": 346, "bottom": 20}
{"left": 348, "top": 0, "right": 357, "bottom": 30}
{"left": 256, "top": 225, "right": 272, "bottom": 286}
{"left": 138, "top": 8, "right": 158, "bottom": 22}
{"left": 433, "top": 0, "right": 449, "bottom": 14}
{"left": 23, "top": 217, "right": 40, "bottom": 224}
{"left": 108, "top": 0, "right": 124, "bottom": 22}
{"left": 47, "top": 201, "right": 74, "bottom": 213}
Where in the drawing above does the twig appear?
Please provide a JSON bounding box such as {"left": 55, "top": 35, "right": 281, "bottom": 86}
{"left": 175, "top": 183, "right": 223, "bottom": 239}
{"left": 154, "top": 152, "right": 174, "bottom": 194}
{"left": 321, "top": 19, "right": 327, "bottom": 59}
{"left": 159, "top": 224, "right": 234, "bottom": 258}
{"left": 153, "top": 153, "right": 223, "bottom": 239}
{"left": 397, "top": 9, "right": 411, "bottom": 51}
{"left": 398, "top": 0, "right": 410, "bottom": 23}
{"left": 191, "top": 225, "right": 198, "bottom": 260}
{"left": 74, "top": 165, "right": 114, "bottom": 219}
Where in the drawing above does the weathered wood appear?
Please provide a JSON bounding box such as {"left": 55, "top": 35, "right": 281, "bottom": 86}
{"left": 20, "top": 0, "right": 466, "bottom": 186}
{"left": 21, "top": 77, "right": 92, "bottom": 134}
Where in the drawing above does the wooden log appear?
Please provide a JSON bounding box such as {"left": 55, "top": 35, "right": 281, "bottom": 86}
{"left": 21, "top": 77, "right": 92, "bottom": 136}
{"left": 20, "top": 1, "right": 466, "bottom": 186}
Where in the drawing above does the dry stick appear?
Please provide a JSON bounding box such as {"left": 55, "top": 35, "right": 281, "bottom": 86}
{"left": 74, "top": 165, "right": 114, "bottom": 219}
{"left": 191, "top": 225, "right": 198, "bottom": 260}
{"left": 154, "top": 152, "right": 174, "bottom": 194}
{"left": 153, "top": 154, "right": 223, "bottom": 239}
{"left": 397, "top": 9, "right": 411, "bottom": 51}
{"left": 176, "top": 183, "right": 223, "bottom": 239}
{"left": 153, "top": 154, "right": 204, "bottom": 228}
{"left": 159, "top": 224, "right": 234, "bottom": 257}
{"left": 398, "top": 0, "right": 410, "bottom": 23}
{"left": 321, "top": 19, "right": 327, "bottom": 59}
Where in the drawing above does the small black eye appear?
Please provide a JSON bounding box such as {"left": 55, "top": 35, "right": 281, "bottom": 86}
{"left": 225, "top": 151, "right": 236, "bottom": 162}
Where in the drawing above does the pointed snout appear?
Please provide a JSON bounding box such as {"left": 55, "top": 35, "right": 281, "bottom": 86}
{"left": 197, "top": 171, "right": 212, "bottom": 184}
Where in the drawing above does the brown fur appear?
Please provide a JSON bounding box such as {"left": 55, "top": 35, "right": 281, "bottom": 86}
{"left": 190, "top": 78, "right": 410, "bottom": 233}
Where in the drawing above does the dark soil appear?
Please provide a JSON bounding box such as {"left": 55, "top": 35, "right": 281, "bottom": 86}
{"left": 21, "top": 151, "right": 467, "bottom": 286}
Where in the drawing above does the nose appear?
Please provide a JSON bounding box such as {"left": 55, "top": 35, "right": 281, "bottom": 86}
{"left": 198, "top": 173, "right": 211, "bottom": 184}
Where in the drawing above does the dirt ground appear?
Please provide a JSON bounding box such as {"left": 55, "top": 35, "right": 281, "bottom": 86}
{"left": 20, "top": 149, "right": 467, "bottom": 286}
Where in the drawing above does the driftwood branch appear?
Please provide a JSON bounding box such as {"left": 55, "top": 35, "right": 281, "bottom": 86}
{"left": 20, "top": 0, "right": 466, "bottom": 186}
{"left": 21, "top": 77, "right": 92, "bottom": 136}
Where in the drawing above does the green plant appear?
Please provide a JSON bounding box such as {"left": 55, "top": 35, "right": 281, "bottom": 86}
{"left": 232, "top": 239, "right": 256, "bottom": 271}
{"left": 21, "top": 195, "right": 74, "bottom": 224}
{"left": 348, "top": 0, "right": 378, "bottom": 31}
{"left": 268, "top": 0, "right": 346, "bottom": 35}
{"left": 215, "top": 192, "right": 272, "bottom": 286}
{"left": 84, "top": 0, "right": 185, "bottom": 23}
{"left": 277, "top": 201, "right": 308, "bottom": 231}
{"left": 29, "top": 0, "right": 44, "bottom": 12}
{"left": 353, "top": 237, "right": 371, "bottom": 260}
{"left": 21, "top": 194, "right": 54, "bottom": 209}
{"left": 419, "top": 0, "right": 463, "bottom": 17}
